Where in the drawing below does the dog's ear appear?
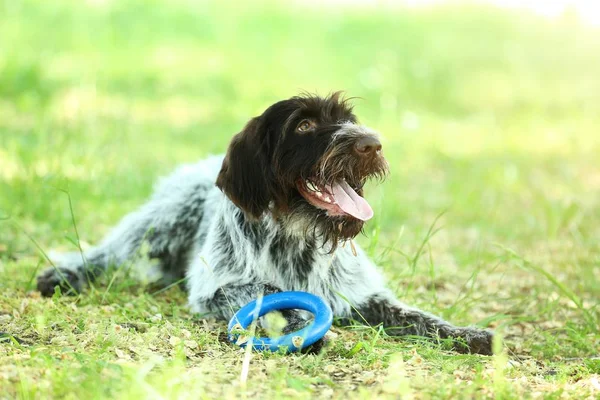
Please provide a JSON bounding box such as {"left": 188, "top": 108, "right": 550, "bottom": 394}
{"left": 216, "top": 117, "right": 274, "bottom": 219}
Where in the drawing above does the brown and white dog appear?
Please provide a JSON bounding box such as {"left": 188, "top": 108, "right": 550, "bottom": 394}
{"left": 37, "top": 93, "right": 493, "bottom": 355}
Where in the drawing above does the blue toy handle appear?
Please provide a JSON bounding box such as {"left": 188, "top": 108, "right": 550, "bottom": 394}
{"left": 227, "top": 291, "right": 333, "bottom": 352}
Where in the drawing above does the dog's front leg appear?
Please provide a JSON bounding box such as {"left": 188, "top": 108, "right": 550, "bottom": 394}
{"left": 349, "top": 294, "right": 494, "bottom": 355}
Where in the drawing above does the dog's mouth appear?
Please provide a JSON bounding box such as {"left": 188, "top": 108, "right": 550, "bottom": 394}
{"left": 296, "top": 179, "right": 374, "bottom": 221}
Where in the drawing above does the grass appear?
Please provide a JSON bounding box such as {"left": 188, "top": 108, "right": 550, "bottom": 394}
{"left": 1, "top": 0, "right": 600, "bottom": 398}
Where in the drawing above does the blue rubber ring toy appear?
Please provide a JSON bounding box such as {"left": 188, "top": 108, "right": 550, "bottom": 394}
{"left": 227, "top": 291, "right": 333, "bottom": 352}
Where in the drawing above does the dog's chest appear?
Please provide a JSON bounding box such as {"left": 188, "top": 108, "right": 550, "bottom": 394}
{"left": 206, "top": 202, "right": 355, "bottom": 295}
{"left": 254, "top": 234, "right": 339, "bottom": 291}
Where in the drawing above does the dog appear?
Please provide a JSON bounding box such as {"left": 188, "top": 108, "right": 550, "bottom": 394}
{"left": 37, "top": 92, "right": 493, "bottom": 355}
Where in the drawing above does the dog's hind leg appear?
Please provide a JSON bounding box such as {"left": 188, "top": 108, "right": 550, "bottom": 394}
{"left": 36, "top": 160, "right": 220, "bottom": 296}
{"left": 36, "top": 205, "right": 175, "bottom": 296}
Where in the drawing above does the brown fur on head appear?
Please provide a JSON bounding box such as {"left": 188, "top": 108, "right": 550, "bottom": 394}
{"left": 216, "top": 92, "right": 388, "bottom": 247}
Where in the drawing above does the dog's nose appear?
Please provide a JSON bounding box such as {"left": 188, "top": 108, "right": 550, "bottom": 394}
{"left": 354, "top": 136, "right": 382, "bottom": 156}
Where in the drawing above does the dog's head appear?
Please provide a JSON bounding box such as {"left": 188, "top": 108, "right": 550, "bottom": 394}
{"left": 216, "top": 92, "right": 388, "bottom": 246}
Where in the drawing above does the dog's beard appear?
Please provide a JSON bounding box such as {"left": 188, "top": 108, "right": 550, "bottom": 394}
{"left": 283, "top": 153, "right": 388, "bottom": 252}
{"left": 281, "top": 201, "right": 365, "bottom": 252}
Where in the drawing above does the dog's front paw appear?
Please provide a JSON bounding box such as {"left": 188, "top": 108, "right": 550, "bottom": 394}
{"left": 37, "top": 267, "right": 83, "bottom": 297}
{"left": 451, "top": 327, "right": 494, "bottom": 356}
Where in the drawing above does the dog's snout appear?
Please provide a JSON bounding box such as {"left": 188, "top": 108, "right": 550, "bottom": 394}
{"left": 354, "top": 136, "right": 382, "bottom": 156}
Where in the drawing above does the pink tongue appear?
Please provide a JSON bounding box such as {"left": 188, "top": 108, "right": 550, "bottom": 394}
{"left": 329, "top": 181, "right": 374, "bottom": 221}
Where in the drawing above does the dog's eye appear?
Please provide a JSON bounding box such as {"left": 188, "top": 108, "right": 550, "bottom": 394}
{"left": 296, "top": 120, "right": 314, "bottom": 133}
